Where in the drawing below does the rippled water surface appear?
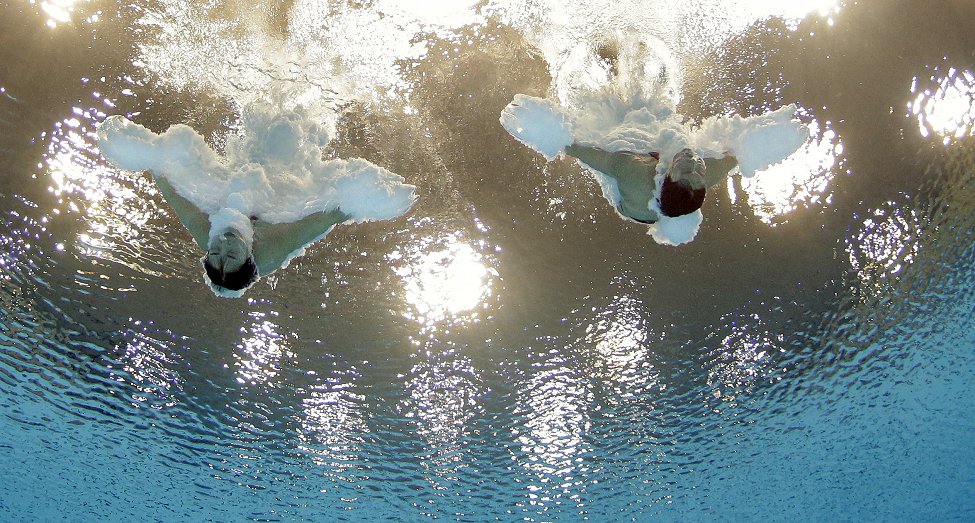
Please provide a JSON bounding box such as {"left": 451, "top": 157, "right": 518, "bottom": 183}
{"left": 2, "top": 1, "right": 974, "bottom": 521}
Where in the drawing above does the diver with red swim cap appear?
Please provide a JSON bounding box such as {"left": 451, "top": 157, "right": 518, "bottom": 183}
{"left": 563, "top": 144, "right": 738, "bottom": 224}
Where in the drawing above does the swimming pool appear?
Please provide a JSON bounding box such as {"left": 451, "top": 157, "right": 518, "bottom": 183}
{"left": 1, "top": 0, "right": 973, "bottom": 521}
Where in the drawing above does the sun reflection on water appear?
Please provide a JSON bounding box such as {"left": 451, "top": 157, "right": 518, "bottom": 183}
{"left": 400, "top": 351, "right": 482, "bottom": 477}
{"left": 516, "top": 363, "right": 592, "bottom": 510}
{"left": 847, "top": 201, "right": 923, "bottom": 293}
{"left": 30, "top": 0, "right": 97, "bottom": 27}
{"left": 392, "top": 233, "right": 495, "bottom": 328}
{"left": 584, "top": 292, "right": 660, "bottom": 399}
{"left": 909, "top": 67, "right": 975, "bottom": 145}
{"left": 510, "top": 289, "right": 667, "bottom": 509}
{"left": 733, "top": 0, "right": 839, "bottom": 19}
{"left": 298, "top": 379, "right": 368, "bottom": 473}
{"left": 45, "top": 105, "right": 174, "bottom": 277}
{"left": 235, "top": 311, "right": 293, "bottom": 385}
{"left": 117, "top": 322, "right": 182, "bottom": 408}
{"left": 707, "top": 314, "right": 783, "bottom": 403}
{"left": 736, "top": 118, "right": 839, "bottom": 225}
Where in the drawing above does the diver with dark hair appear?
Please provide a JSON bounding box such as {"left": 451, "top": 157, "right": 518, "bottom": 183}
{"left": 563, "top": 144, "right": 739, "bottom": 224}
{"left": 95, "top": 108, "right": 416, "bottom": 297}
{"left": 203, "top": 228, "right": 259, "bottom": 292}
{"left": 154, "top": 175, "right": 351, "bottom": 296}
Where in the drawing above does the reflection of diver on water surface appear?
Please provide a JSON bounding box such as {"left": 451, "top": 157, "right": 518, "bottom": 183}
{"left": 96, "top": 103, "right": 416, "bottom": 297}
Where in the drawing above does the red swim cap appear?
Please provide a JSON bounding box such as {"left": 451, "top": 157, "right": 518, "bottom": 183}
{"left": 659, "top": 176, "right": 706, "bottom": 217}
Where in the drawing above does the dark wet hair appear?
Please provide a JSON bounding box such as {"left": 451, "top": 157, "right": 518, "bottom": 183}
{"left": 203, "top": 256, "right": 259, "bottom": 291}
{"left": 659, "top": 176, "right": 706, "bottom": 218}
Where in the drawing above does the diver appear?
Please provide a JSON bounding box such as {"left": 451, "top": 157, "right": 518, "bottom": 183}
{"left": 96, "top": 108, "right": 416, "bottom": 297}
{"left": 154, "top": 175, "right": 351, "bottom": 295}
{"left": 563, "top": 144, "right": 739, "bottom": 223}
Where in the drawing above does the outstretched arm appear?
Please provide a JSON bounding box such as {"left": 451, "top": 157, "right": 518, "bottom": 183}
{"left": 564, "top": 144, "right": 621, "bottom": 177}
{"left": 251, "top": 209, "right": 352, "bottom": 276}
{"left": 154, "top": 174, "right": 211, "bottom": 250}
{"left": 565, "top": 144, "right": 660, "bottom": 185}
{"left": 702, "top": 155, "right": 739, "bottom": 187}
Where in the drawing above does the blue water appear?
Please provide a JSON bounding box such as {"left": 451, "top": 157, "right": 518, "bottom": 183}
{"left": 2, "top": 1, "right": 974, "bottom": 521}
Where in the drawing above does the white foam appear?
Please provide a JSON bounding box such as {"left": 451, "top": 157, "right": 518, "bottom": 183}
{"left": 694, "top": 104, "right": 810, "bottom": 177}
{"left": 648, "top": 210, "right": 704, "bottom": 246}
{"left": 499, "top": 94, "right": 575, "bottom": 160}
{"left": 96, "top": 103, "right": 417, "bottom": 228}
{"left": 206, "top": 279, "right": 252, "bottom": 299}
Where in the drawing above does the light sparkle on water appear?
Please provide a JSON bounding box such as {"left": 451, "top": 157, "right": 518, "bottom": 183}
{"left": 909, "top": 67, "right": 975, "bottom": 144}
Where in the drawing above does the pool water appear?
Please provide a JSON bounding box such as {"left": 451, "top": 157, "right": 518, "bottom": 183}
{"left": 1, "top": 0, "right": 974, "bottom": 521}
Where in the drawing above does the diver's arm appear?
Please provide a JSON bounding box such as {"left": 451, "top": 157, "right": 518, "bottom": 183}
{"left": 566, "top": 144, "right": 658, "bottom": 183}
{"left": 153, "top": 174, "right": 211, "bottom": 250}
{"left": 565, "top": 144, "right": 622, "bottom": 177}
{"left": 251, "top": 209, "right": 352, "bottom": 276}
{"left": 702, "top": 155, "right": 739, "bottom": 187}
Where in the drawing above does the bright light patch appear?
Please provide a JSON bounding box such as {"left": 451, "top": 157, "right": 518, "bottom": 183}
{"left": 45, "top": 109, "right": 162, "bottom": 276}
{"left": 400, "top": 354, "right": 482, "bottom": 472}
{"left": 707, "top": 318, "right": 782, "bottom": 402}
{"left": 514, "top": 362, "right": 592, "bottom": 509}
{"left": 32, "top": 0, "right": 91, "bottom": 27}
{"left": 584, "top": 293, "right": 659, "bottom": 399}
{"left": 734, "top": 0, "right": 839, "bottom": 19}
{"left": 119, "top": 325, "right": 181, "bottom": 408}
{"left": 235, "top": 314, "right": 292, "bottom": 385}
{"left": 847, "top": 202, "right": 923, "bottom": 293}
{"left": 909, "top": 68, "right": 975, "bottom": 145}
{"left": 371, "top": 0, "right": 482, "bottom": 30}
{"left": 395, "top": 236, "right": 493, "bottom": 326}
{"left": 299, "top": 379, "right": 369, "bottom": 471}
{"left": 738, "top": 118, "right": 839, "bottom": 225}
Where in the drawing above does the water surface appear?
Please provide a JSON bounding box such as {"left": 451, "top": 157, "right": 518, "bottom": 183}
{"left": 1, "top": 0, "right": 974, "bottom": 521}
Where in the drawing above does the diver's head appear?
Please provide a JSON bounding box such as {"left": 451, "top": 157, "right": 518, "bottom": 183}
{"left": 659, "top": 148, "right": 707, "bottom": 218}
{"left": 203, "top": 229, "right": 258, "bottom": 292}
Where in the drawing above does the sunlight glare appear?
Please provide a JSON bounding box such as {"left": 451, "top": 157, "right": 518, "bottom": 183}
{"left": 33, "top": 0, "right": 92, "bottom": 27}
{"left": 235, "top": 313, "right": 293, "bottom": 385}
{"left": 909, "top": 68, "right": 975, "bottom": 145}
{"left": 400, "top": 353, "right": 482, "bottom": 477}
{"left": 394, "top": 236, "right": 493, "bottom": 327}
{"left": 516, "top": 364, "right": 591, "bottom": 508}
{"left": 584, "top": 293, "right": 659, "bottom": 399}
{"left": 707, "top": 317, "right": 782, "bottom": 403}
{"left": 847, "top": 203, "right": 922, "bottom": 291}
{"left": 45, "top": 110, "right": 164, "bottom": 275}
{"left": 737, "top": 118, "right": 838, "bottom": 225}
{"left": 119, "top": 324, "right": 181, "bottom": 409}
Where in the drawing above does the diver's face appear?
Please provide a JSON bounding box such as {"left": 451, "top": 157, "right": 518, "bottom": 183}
{"left": 207, "top": 231, "right": 250, "bottom": 273}
{"left": 669, "top": 148, "right": 706, "bottom": 187}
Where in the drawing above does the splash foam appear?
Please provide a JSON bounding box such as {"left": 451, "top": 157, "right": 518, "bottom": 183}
{"left": 97, "top": 103, "right": 417, "bottom": 232}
